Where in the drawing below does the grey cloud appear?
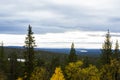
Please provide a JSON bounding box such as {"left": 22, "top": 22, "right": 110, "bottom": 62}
{"left": 0, "top": 0, "right": 120, "bottom": 34}
{"left": 109, "top": 17, "right": 120, "bottom": 22}
{"left": 33, "top": 25, "right": 66, "bottom": 34}
{"left": 0, "top": 26, "right": 26, "bottom": 34}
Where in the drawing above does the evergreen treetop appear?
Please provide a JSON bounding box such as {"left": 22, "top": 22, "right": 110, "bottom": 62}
{"left": 24, "top": 25, "right": 36, "bottom": 80}
{"left": 68, "top": 42, "right": 77, "bottom": 62}
{"left": 101, "top": 30, "right": 113, "bottom": 65}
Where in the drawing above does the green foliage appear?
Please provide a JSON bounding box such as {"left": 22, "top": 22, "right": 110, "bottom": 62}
{"left": 30, "top": 67, "right": 48, "bottom": 80}
{"left": 24, "top": 25, "right": 36, "bottom": 80}
{"left": 82, "top": 56, "right": 89, "bottom": 68}
{"left": 110, "top": 59, "right": 120, "bottom": 80}
{"left": 65, "top": 61, "right": 83, "bottom": 80}
{"left": 49, "top": 56, "right": 60, "bottom": 77}
{"left": 100, "top": 64, "right": 112, "bottom": 80}
{"left": 51, "top": 67, "right": 65, "bottom": 80}
{"left": 100, "top": 59, "right": 120, "bottom": 80}
{"left": 113, "top": 40, "right": 120, "bottom": 61}
{"left": 81, "top": 65, "right": 100, "bottom": 80}
{"left": 65, "top": 61, "right": 100, "bottom": 80}
{"left": 68, "top": 43, "right": 77, "bottom": 62}
{"left": 36, "top": 57, "right": 45, "bottom": 67}
{"left": 101, "top": 30, "right": 113, "bottom": 65}
{"left": 0, "top": 70, "right": 7, "bottom": 80}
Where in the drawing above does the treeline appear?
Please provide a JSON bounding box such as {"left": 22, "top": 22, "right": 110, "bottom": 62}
{"left": 0, "top": 25, "right": 120, "bottom": 80}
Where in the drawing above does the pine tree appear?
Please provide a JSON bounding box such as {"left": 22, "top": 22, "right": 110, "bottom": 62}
{"left": 101, "top": 30, "right": 113, "bottom": 64}
{"left": 68, "top": 43, "right": 77, "bottom": 62}
{"left": 0, "top": 42, "right": 4, "bottom": 59}
{"left": 0, "top": 42, "right": 7, "bottom": 80}
{"left": 50, "top": 67, "right": 65, "bottom": 80}
{"left": 24, "top": 25, "right": 36, "bottom": 80}
{"left": 114, "top": 40, "right": 120, "bottom": 61}
{"left": 0, "top": 42, "right": 7, "bottom": 77}
{"left": 49, "top": 56, "right": 60, "bottom": 77}
{"left": 0, "top": 42, "right": 4, "bottom": 69}
{"left": 9, "top": 52, "right": 17, "bottom": 80}
{"left": 0, "top": 42, "right": 5, "bottom": 69}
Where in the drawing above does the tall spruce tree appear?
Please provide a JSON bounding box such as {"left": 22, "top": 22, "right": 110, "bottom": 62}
{"left": 9, "top": 52, "right": 17, "bottom": 80}
{"left": 0, "top": 42, "right": 4, "bottom": 69}
{"left": 114, "top": 40, "right": 120, "bottom": 61}
{"left": 68, "top": 43, "right": 77, "bottom": 62}
{"left": 0, "top": 42, "right": 4, "bottom": 59}
{"left": 24, "top": 25, "right": 36, "bottom": 80}
{"left": 101, "top": 30, "right": 113, "bottom": 64}
{"left": 0, "top": 42, "right": 7, "bottom": 72}
{"left": 0, "top": 42, "right": 8, "bottom": 79}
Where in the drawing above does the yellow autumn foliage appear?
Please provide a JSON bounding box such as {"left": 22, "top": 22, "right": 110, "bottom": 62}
{"left": 17, "top": 77, "right": 23, "bottom": 80}
{"left": 82, "top": 65, "right": 100, "bottom": 80}
{"left": 30, "top": 67, "right": 48, "bottom": 80}
{"left": 100, "top": 59, "right": 120, "bottom": 80}
{"left": 65, "top": 61, "right": 83, "bottom": 80}
{"left": 50, "top": 67, "right": 65, "bottom": 80}
{"left": 65, "top": 61, "right": 100, "bottom": 80}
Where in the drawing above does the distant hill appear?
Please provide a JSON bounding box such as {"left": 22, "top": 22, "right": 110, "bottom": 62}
{"left": 39, "top": 48, "right": 101, "bottom": 57}
{"left": 4, "top": 46, "right": 101, "bottom": 57}
{"left": 5, "top": 46, "right": 101, "bottom": 56}
{"left": 5, "top": 46, "right": 24, "bottom": 49}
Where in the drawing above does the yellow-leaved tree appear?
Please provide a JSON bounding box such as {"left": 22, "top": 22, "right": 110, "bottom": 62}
{"left": 50, "top": 67, "right": 65, "bottom": 80}
{"left": 81, "top": 65, "right": 100, "bottom": 80}
{"left": 100, "top": 59, "right": 120, "bottom": 80}
{"left": 65, "top": 61, "right": 83, "bottom": 80}
{"left": 65, "top": 61, "right": 100, "bottom": 80}
{"left": 30, "top": 67, "right": 48, "bottom": 80}
{"left": 17, "top": 77, "right": 23, "bottom": 80}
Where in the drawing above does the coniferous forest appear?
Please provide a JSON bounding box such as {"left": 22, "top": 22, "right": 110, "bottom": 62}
{"left": 0, "top": 25, "right": 120, "bottom": 80}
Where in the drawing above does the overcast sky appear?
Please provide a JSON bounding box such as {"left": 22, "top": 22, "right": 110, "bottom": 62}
{"left": 0, "top": 0, "right": 120, "bottom": 48}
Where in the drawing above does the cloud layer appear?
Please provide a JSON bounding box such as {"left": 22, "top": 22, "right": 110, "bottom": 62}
{"left": 0, "top": 31, "right": 120, "bottom": 48}
{"left": 0, "top": 0, "right": 120, "bottom": 34}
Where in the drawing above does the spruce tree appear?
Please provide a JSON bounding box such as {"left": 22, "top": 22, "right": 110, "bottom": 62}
{"left": 24, "top": 25, "right": 36, "bottom": 80}
{"left": 101, "top": 30, "right": 113, "bottom": 65}
{"left": 0, "top": 42, "right": 4, "bottom": 69}
{"left": 49, "top": 56, "right": 60, "bottom": 77}
{"left": 114, "top": 40, "right": 120, "bottom": 61}
{"left": 68, "top": 43, "right": 77, "bottom": 62}
{"left": 9, "top": 52, "right": 17, "bottom": 80}
{"left": 0, "top": 42, "right": 7, "bottom": 74}
{"left": 0, "top": 42, "right": 4, "bottom": 59}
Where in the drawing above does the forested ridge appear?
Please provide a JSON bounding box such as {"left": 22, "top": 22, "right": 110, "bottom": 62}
{"left": 0, "top": 25, "right": 120, "bottom": 80}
